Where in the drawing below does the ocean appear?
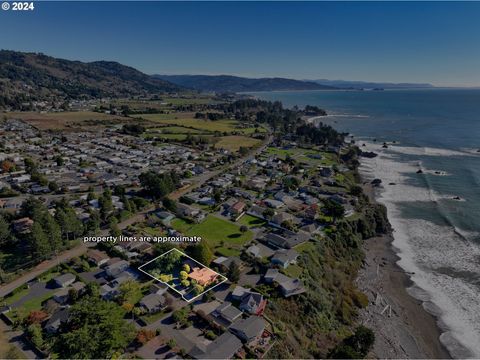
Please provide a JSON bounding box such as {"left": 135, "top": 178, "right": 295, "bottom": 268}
{"left": 249, "top": 89, "right": 480, "bottom": 358}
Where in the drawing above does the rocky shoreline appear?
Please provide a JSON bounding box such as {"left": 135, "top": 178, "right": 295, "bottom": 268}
{"left": 357, "top": 184, "right": 451, "bottom": 359}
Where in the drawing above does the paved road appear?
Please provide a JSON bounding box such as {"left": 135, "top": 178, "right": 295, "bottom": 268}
{"left": 0, "top": 205, "right": 154, "bottom": 299}
{"left": 0, "top": 133, "right": 272, "bottom": 298}
{"left": 169, "top": 134, "right": 272, "bottom": 200}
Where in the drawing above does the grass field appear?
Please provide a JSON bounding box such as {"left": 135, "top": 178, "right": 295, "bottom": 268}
{"left": 5, "top": 111, "right": 127, "bottom": 130}
{"left": 266, "top": 147, "right": 338, "bottom": 166}
{"left": 147, "top": 126, "right": 204, "bottom": 134}
{"left": 238, "top": 214, "right": 267, "bottom": 228}
{"left": 283, "top": 264, "right": 303, "bottom": 278}
{"left": 172, "top": 215, "right": 253, "bottom": 249}
{"left": 214, "top": 136, "right": 262, "bottom": 151}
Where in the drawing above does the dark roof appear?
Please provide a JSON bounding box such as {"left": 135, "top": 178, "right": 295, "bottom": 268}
{"left": 271, "top": 249, "right": 298, "bottom": 264}
{"left": 214, "top": 302, "right": 242, "bottom": 323}
{"left": 230, "top": 316, "right": 265, "bottom": 340}
{"left": 45, "top": 308, "right": 69, "bottom": 328}
{"left": 240, "top": 292, "right": 264, "bottom": 310}
{"left": 189, "top": 332, "right": 242, "bottom": 359}
{"left": 140, "top": 293, "right": 166, "bottom": 310}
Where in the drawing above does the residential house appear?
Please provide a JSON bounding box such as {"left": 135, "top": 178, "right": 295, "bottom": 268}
{"left": 264, "top": 199, "right": 284, "bottom": 209}
{"left": 188, "top": 267, "right": 218, "bottom": 287}
{"left": 229, "top": 201, "right": 246, "bottom": 218}
{"left": 189, "top": 332, "right": 242, "bottom": 359}
{"left": 53, "top": 273, "right": 76, "bottom": 288}
{"left": 271, "top": 249, "right": 298, "bottom": 269}
{"left": 45, "top": 308, "right": 69, "bottom": 333}
{"left": 87, "top": 249, "right": 110, "bottom": 267}
{"left": 229, "top": 316, "right": 266, "bottom": 343}
{"left": 239, "top": 292, "right": 267, "bottom": 316}
{"left": 156, "top": 211, "right": 175, "bottom": 226}
{"left": 246, "top": 245, "right": 261, "bottom": 258}
{"left": 212, "top": 256, "right": 242, "bottom": 272}
{"left": 212, "top": 301, "right": 242, "bottom": 325}
{"left": 139, "top": 293, "right": 167, "bottom": 313}
{"left": 105, "top": 259, "right": 129, "bottom": 277}
{"left": 263, "top": 269, "right": 306, "bottom": 297}
{"left": 12, "top": 217, "right": 34, "bottom": 234}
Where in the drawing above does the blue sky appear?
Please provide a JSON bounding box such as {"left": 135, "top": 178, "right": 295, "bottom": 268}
{"left": 1, "top": 1, "right": 480, "bottom": 86}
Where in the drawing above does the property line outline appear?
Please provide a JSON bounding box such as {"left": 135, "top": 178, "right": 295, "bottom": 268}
{"left": 138, "top": 248, "right": 228, "bottom": 302}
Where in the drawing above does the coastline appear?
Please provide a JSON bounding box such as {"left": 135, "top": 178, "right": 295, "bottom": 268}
{"left": 357, "top": 183, "right": 451, "bottom": 359}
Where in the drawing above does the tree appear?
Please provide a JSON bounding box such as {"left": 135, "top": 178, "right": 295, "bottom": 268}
{"left": 48, "top": 181, "right": 59, "bottom": 192}
{"left": 179, "top": 271, "right": 188, "bottom": 280}
{"left": 118, "top": 280, "right": 142, "bottom": 306}
{"left": 240, "top": 225, "right": 248, "bottom": 233}
{"left": 25, "top": 310, "right": 48, "bottom": 325}
{"left": 139, "top": 171, "right": 179, "bottom": 200}
{"left": 181, "top": 279, "right": 190, "bottom": 287}
{"left": 329, "top": 326, "right": 375, "bottom": 359}
{"left": 55, "top": 156, "right": 64, "bottom": 166}
{"left": 344, "top": 326, "right": 375, "bottom": 357}
{"left": 1, "top": 160, "right": 15, "bottom": 173}
{"left": 182, "top": 264, "right": 190, "bottom": 273}
{"left": 99, "top": 188, "right": 113, "bottom": 221}
{"left": 26, "top": 324, "right": 44, "bottom": 349}
{"left": 109, "top": 218, "right": 121, "bottom": 238}
{"left": 323, "top": 199, "right": 345, "bottom": 222}
{"left": 28, "top": 222, "right": 51, "bottom": 259}
{"left": 190, "top": 242, "right": 213, "bottom": 266}
{"left": 135, "top": 329, "right": 156, "bottom": 346}
{"left": 262, "top": 208, "right": 275, "bottom": 219}
{"left": 0, "top": 215, "right": 11, "bottom": 246}
{"left": 172, "top": 308, "right": 189, "bottom": 325}
{"left": 55, "top": 295, "right": 135, "bottom": 359}
{"left": 163, "top": 198, "right": 177, "bottom": 212}
{"left": 227, "top": 261, "right": 240, "bottom": 282}
{"left": 193, "top": 284, "right": 204, "bottom": 295}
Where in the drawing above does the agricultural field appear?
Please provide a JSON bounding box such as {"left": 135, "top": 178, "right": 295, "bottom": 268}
{"left": 214, "top": 135, "right": 262, "bottom": 152}
{"left": 4, "top": 111, "right": 128, "bottom": 130}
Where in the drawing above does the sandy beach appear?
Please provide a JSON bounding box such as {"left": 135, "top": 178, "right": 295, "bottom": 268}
{"left": 357, "top": 185, "right": 451, "bottom": 359}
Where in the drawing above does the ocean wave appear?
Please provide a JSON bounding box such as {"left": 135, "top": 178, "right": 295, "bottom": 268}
{"left": 362, "top": 141, "right": 479, "bottom": 157}
{"left": 360, "top": 149, "right": 480, "bottom": 358}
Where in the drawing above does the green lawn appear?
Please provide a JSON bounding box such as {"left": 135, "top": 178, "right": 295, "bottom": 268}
{"left": 172, "top": 215, "right": 253, "bottom": 249}
{"left": 238, "top": 214, "right": 267, "bottom": 228}
{"left": 21, "top": 291, "right": 55, "bottom": 312}
{"left": 140, "top": 310, "right": 168, "bottom": 325}
{"left": 215, "top": 247, "right": 241, "bottom": 257}
{"left": 3, "top": 286, "right": 30, "bottom": 306}
{"left": 294, "top": 241, "right": 316, "bottom": 253}
{"left": 283, "top": 264, "right": 303, "bottom": 278}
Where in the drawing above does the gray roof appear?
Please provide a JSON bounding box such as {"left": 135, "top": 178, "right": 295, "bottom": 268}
{"left": 53, "top": 273, "right": 76, "bottom": 285}
{"left": 240, "top": 292, "right": 264, "bottom": 310}
{"left": 271, "top": 249, "right": 298, "bottom": 264}
{"left": 214, "top": 302, "right": 242, "bottom": 323}
{"left": 140, "top": 293, "right": 166, "bottom": 311}
{"left": 45, "top": 308, "right": 69, "bottom": 330}
{"left": 189, "top": 332, "right": 242, "bottom": 359}
{"left": 230, "top": 316, "right": 265, "bottom": 340}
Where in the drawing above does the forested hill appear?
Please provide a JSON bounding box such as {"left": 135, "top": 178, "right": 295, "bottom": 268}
{"left": 153, "top": 74, "right": 337, "bottom": 93}
{"left": 0, "top": 50, "right": 181, "bottom": 108}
